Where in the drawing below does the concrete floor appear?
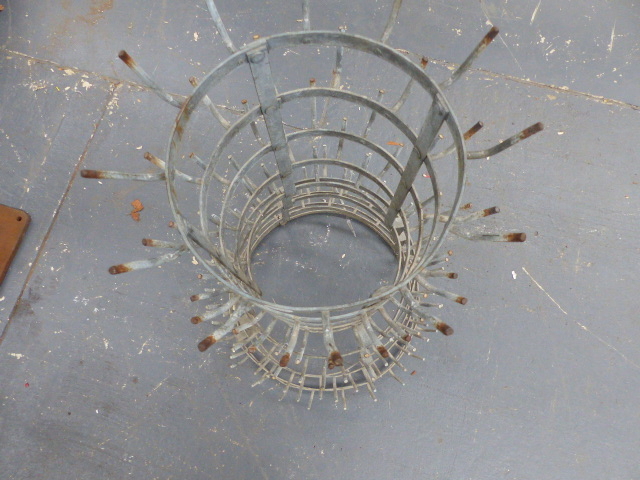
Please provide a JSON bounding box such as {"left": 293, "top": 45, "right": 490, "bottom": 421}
{"left": 1, "top": 1, "right": 639, "bottom": 479}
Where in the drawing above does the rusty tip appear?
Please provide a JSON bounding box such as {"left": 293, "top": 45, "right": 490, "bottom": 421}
{"left": 108, "top": 264, "right": 129, "bottom": 275}
{"left": 80, "top": 169, "right": 101, "bottom": 179}
{"left": 484, "top": 206, "right": 500, "bottom": 216}
{"left": 447, "top": 272, "right": 459, "bottom": 279}
{"left": 188, "top": 76, "right": 198, "bottom": 86}
{"left": 141, "top": 238, "right": 151, "bottom": 246}
{"left": 461, "top": 202, "right": 472, "bottom": 210}
{"left": 507, "top": 232, "right": 527, "bottom": 242}
{"left": 190, "top": 316, "right": 203, "bottom": 324}
{"left": 447, "top": 250, "right": 454, "bottom": 256}
{"left": 420, "top": 56, "right": 428, "bottom": 68}
{"left": 309, "top": 78, "right": 316, "bottom": 84}
{"left": 402, "top": 334, "right": 412, "bottom": 342}
{"left": 198, "top": 336, "right": 216, "bottom": 352}
{"left": 486, "top": 26, "right": 500, "bottom": 41}
{"left": 463, "top": 121, "right": 484, "bottom": 140}
{"left": 436, "top": 322, "right": 454, "bottom": 336}
{"left": 241, "top": 99, "right": 248, "bottom": 105}
{"left": 143, "top": 151, "right": 153, "bottom": 161}
{"left": 521, "top": 122, "right": 544, "bottom": 139}
{"left": 247, "top": 346, "right": 257, "bottom": 353}
{"left": 376, "top": 345, "right": 390, "bottom": 358}
{"left": 168, "top": 221, "right": 176, "bottom": 228}
{"left": 279, "top": 353, "right": 291, "bottom": 368}
{"left": 118, "top": 50, "right": 134, "bottom": 66}
{"left": 328, "top": 351, "right": 343, "bottom": 369}
{"left": 456, "top": 296, "right": 468, "bottom": 305}
{"left": 190, "top": 295, "right": 200, "bottom": 303}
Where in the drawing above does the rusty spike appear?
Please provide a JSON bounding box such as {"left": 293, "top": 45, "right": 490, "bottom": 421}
{"left": 506, "top": 233, "right": 527, "bottom": 242}
{"left": 436, "top": 321, "right": 454, "bottom": 336}
{"left": 402, "top": 334, "right": 412, "bottom": 342}
{"left": 118, "top": 50, "right": 135, "bottom": 67}
{"left": 191, "top": 316, "right": 203, "bottom": 324}
{"left": 108, "top": 264, "right": 130, "bottom": 275}
{"left": 376, "top": 345, "right": 390, "bottom": 358}
{"left": 279, "top": 353, "right": 291, "bottom": 368}
{"left": 80, "top": 170, "right": 104, "bottom": 179}
{"left": 483, "top": 206, "right": 500, "bottom": 216}
{"left": 463, "top": 121, "right": 483, "bottom": 140}
{"left": 447, "top": 272, "right": 459, "bottom": 279}
{"left": 328, "top": 351, "right": 343, "bottom": 369}
{"left": 455, "top": 296, "right": 468, "bottom": 305}
{"left": 483, "top": 26, "right": 500, "bottom": 45}
{"left": 521, "top": 122, "right": 544, "bottom": 140}
{"left": 198, "top": 335, "right": 216, "bottom": 352}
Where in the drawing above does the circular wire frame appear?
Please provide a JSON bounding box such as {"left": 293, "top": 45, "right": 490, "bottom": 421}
{"left": 165, "top": 31, "right": 467, "bottom": 396}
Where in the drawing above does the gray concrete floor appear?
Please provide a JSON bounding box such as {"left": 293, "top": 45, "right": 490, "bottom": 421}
{"left": 1, "top": 1, "right": 639, "bottom": 479}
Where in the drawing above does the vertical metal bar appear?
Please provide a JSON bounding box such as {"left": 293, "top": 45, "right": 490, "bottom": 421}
{"left": 302, "top": 0, "right": 311, "bottom": 31}
{"left": 319, "top": 27, "right": 345, "bottom": 127}
{"left": 247, "top": 46, "right": 296, "bottom": 223}
{"left": 384, "top": 98, "right": 448, "bottom": 227}
{"left": 205, "top": 0, "right": 238, "bottom": 53}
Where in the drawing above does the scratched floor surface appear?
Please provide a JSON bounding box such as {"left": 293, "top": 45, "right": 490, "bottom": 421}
{"left": 1, "top": 1, "right": 639, "bottom": 479}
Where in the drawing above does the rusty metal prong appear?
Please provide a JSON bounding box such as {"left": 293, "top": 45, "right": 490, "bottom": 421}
{"left": 188, "top": 76, "right": 231, "bottom": 129}
{"left": 439, "top": 26, "right": 500, "bottom": 89}
{"left": 302, "top": 0, "right": 310, "bottom": 31}
{"left": 380, "top": 0, "right": 403, "bottom": 44}
{"left": 144, "top": 152, "right": 201, "bottom": 184}
{"left": 280, "top": 321, "right": 301, "bottom": 367}
{"left": 464, "top": 121, "right": 484, "bottom": 140}
{"left": 203, "top": 304, "right": 250, "bottom": 348}
{"left": 421, "top": 267, "right": 458, "bottom": 279}
{"left": 391, "top": 56, "right": 427, "bottom": 113}
{"left": 321, "top": 311, "right": 342, "bottom": 370}
{"left": 435, "top": 321, "right": 454, "bottom": 336}
{"left": 415, "top": 276, "right": 468, "bottom": 305}
{"left": 108, "top": 246, "right": 187, "bottom": 275}
{"left": 467, "top": 122, "right": 544, "bottom": 159}
{"left": 453, "top": 205, "right": 500, "bottom": 224}
{"left": 80, "top": 169, "right": 165, "bottom": 182}
{"left": 430, "top": 121, "right": 484, "bottom": 161}
{"left": 192, "top": 295, "right": 240, "bottom": 327}
{"left": 204, "top": 0, "right": 238, "bottom": 53}
{"left": 188, "top": 152, "right": 207, "bottom": 170}
{"left": 453, "top": 230, "right": 527, "bottom": 242}
{"left": 141, "top": 238, "right": 183, "bottom": 249}
{"left": 117, "top": 50, "right": 183, "bottom": 108}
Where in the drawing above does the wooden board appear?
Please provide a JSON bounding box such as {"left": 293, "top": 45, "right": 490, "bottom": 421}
{"left": 0, "top": 204, "right": 30, "bottom": 286}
